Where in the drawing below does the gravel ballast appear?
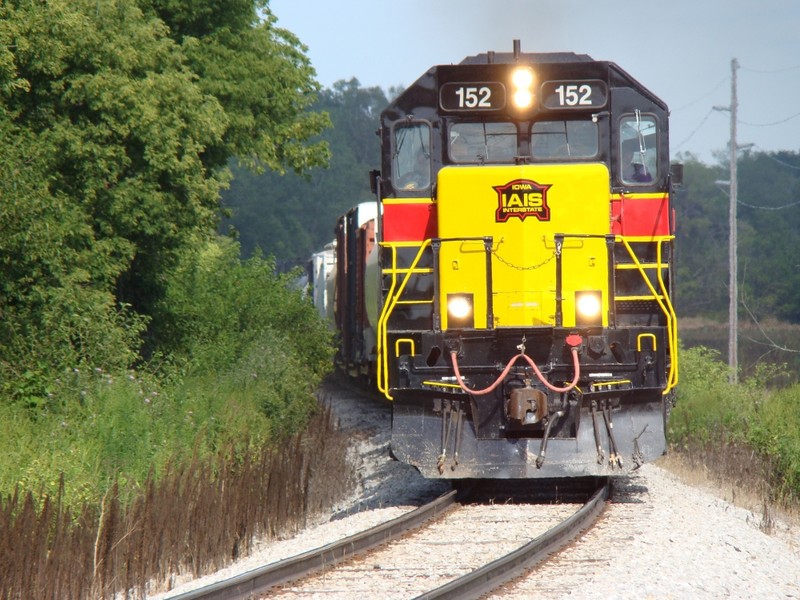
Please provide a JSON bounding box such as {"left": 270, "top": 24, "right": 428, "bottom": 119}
{"left": 489, "top": 464, "right": 799, "bottom": 599}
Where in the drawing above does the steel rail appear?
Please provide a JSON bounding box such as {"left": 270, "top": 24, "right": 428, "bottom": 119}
{"left": 413, "top": 478, "right": 611, "bottom": 600}
{"left": 167, "top": 489, "right": 457, "bottom": 600}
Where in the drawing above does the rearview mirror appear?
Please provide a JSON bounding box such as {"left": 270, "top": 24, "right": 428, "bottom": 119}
{"left": 669, "top": 163, "right": 684, "bottom": 187}
{"left": 369, "top": 169, "right": 381, "bottom": 195}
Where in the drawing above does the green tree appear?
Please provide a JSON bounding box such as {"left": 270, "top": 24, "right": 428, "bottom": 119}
{"left": 138, "top": 0, "right": 331, "bottom": 174}
{"left": 0, "top": 0, "right": 330, "bottom": 399}
{"left": 0, "top": 117, "right": 147, "bottom": 403}
{"left": 0, "top": 0, "right": 213, "bottom": 395}
{"left": 223, "top": 78, "right": 387, "bottom": 266}
{"left": 672, "top": 153, "right": 730, "bottom": 317}
{"left": 672, "top": 150, "right": 800, "bottom": 323}
{"left": 736, "top": 151, "right": 800, "bottom": 322}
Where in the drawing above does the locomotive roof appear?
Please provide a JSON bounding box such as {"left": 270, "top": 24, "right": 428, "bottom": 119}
{"left": 382, "top": 41, "right": 667, "bottom": 119}
{"left": 459, "top": 51, "right": 595, "bottom": 65}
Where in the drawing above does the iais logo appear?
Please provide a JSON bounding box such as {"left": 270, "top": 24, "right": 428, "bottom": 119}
{"left": 493, "top": 179, "right": 552, "bottom": 222}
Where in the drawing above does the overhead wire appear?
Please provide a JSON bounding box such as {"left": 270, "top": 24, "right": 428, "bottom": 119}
{"left": 671, "top": 77, "right": 729, "bottom": 153}
{"left": 736, "top": 146, "right": 800, "bottom": 209}
{"left": 672, "top": 107, "right": 716, "bottom": 152}
{"left": 672, "top": 77, "right": 728, "bottom": 112}
{"left": 736, "top": 61, "right": 800, "bottom": 133}
{"left": 738, "top": 111, "right": 800, "bottom": 127}
{"left": 739, "top": 63, "right": 800, "bottom": 75}
{"left": 738, "top": 198, "right": 800, "bottom": 210}
{"left": 673, "top": 62, "right": 800, "bottom": 155}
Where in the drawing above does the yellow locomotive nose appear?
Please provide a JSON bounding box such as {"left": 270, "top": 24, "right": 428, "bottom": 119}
{"left": 436, "top": 163, "right": 611, "bottom": 330}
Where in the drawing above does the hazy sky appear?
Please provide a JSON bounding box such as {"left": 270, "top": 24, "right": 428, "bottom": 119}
{"left": 270, "top": 0, "right": 800, "bottom": 164}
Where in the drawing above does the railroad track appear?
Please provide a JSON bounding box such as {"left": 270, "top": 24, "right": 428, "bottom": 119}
{"left": 168, "top": 478, "right": 609, "bottom": 600}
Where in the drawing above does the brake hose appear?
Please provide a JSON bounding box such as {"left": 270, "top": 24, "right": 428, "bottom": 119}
{"left": 449, "top": 334, "right": 582, "bottom": 395}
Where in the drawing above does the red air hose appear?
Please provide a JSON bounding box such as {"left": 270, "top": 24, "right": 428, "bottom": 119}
{"left": 450, "top": 335, "right": 582, "bottom": 395}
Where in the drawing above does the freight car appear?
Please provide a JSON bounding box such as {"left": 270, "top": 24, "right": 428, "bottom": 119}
{"left": 313, "top": 41, "right": 680, "bottom": 478}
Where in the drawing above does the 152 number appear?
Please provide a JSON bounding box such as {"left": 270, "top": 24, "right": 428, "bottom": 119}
{"left": 454, "top": 86, "right": 492, "bottom": 108}
{"left": 554, "top": 84, "right": 593, "bottom": 106}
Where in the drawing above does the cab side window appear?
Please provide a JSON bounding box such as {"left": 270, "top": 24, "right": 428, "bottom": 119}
{"left": 620, "top": 112, "right": 657, "bottom": 184}
{"left": 393, "top": 123, "right": 431, "bottom": 191}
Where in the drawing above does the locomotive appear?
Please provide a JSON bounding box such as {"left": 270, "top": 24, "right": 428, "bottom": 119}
{"left": 311, "top": 41, "right": 680, "bottom": 479}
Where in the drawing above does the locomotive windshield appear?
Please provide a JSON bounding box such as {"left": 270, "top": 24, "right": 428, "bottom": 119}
{"left": 530, "top": 120, "right": 598, "bottom": 159}
{"left": 448, "top": 122, "right": 517, "bottom": 164}
{"left": 446, "top": 119, "right": 599, "bottom": 164}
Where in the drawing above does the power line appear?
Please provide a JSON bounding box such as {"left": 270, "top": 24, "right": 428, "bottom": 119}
{"left": 752, "top": 147, "right": 800, "bottom": 171}
{"left": 672, "top": 107, "right": 716, "bottom": 152}
{"left": 738, "top": 199, "right": 800, "bottom": 210}
{"left": 737, "top": 63, "right": 800, "bottom": 129}
{"left": 739, "top": 63, "right": 800, "bottom": 74}
{"left": 736, "top": 146, "right": 800, "bottom": 209}
{"left": 672, "top": 77, "right": 728, "bottom": 112}
{"left": 739, "top": 111, "right": 800, "bottom": 127}
{"left": 673, "top": 64, "right": 800, "bottom": 156}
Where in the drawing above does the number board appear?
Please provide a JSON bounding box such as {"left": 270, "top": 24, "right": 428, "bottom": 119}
{"left": 540, "top": 80, "right": 607, "bottom": 109}
{"left": 440, "top": 82, "right": 506, "bottom": 111}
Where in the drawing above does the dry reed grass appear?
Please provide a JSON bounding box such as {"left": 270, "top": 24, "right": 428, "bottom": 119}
{"left": 658, "top": 443, "right": 800, "bottom": 534}
{"left": 0, "top": 404, "right": 355, "bottom": 599}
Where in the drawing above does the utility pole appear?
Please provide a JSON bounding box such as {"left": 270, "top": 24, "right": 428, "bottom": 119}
{"left": 714, "top": 58, "right": 739, "bottom": 384}
{"left": 728, "top": 58, "right": 739, "bottom": 385}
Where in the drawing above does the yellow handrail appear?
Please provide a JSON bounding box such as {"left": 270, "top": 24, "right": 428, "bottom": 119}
{"left": 376, "top": 240, "right": 432, "bottom": 399}
{"left": 656, "top": 238, "right": 679, "bottom": 393}
{"left": 617, "top": 236, "right": 679, "bottom": 395}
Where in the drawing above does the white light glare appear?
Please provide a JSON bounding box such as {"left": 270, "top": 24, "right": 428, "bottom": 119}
{"left": 576, "top": 293, "right": 602, "bottom": 318}
{"left": 513, "top": 90, "right": 533, "bottom": 109}
{"left": 512, "top": 67, "right": 534, "bottom": 89}
{"left": 511, "top": 67, "right": 535, "bottom": 109}
{"left": 448, "top": 296, "right": 472, "bottom": 320}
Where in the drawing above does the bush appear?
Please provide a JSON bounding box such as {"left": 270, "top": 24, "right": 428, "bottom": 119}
{"left": 745, "top": 384, "right": 800, "bottom": 499}
{"left": 158, "top": 237, "right": 333, "bottom": 380}
{"left": 669, "top": 346, "right": 742, "bottom": 444}
{"left": 669, "top": 345, "right": 800, "bottom": 501}
{"left": 157, "top": 236, "right": 335, "bottom": 438}
{"left": 0, "top": 366, "right": 266, "bottom": 508}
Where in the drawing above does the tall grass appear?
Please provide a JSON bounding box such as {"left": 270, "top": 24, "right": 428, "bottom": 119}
{"left": 0, "top": 364, "right": 280, "bottom": 508}
{"left": 0, "top": 405, "right": 355, "bottom": 599}
{"left": 669, "top": 345, "right": 800, "bottom": 503}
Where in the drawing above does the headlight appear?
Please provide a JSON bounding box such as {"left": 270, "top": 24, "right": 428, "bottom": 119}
{"left": 512, "top": 67, "right": 534, "bottom": 89}
{"left": 447, "top": 293, "right": 474, "bottom": 328}
{"left": 511, "top": 67, "right": 535, "bottom": 110}
{"left": 575, "top": 291, "right": 602, "bottom": 326}
{"left": 513, "top": 89, "right": 534, "bottom": 109}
